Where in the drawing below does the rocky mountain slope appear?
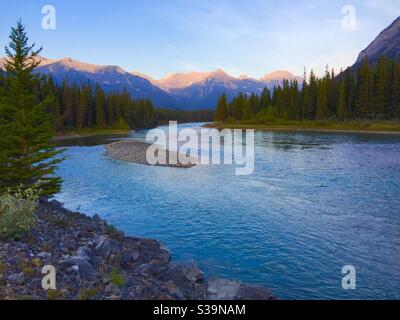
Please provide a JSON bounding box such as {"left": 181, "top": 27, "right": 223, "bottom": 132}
{"left": 35, "top": 58, "right": 177, "bottom": 108}
{"left": 356, "top": 16, "right": 400, "bottom": 65}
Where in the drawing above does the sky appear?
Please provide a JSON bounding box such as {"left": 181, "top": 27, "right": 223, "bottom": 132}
{"left": 0, "top": 0, "right": 399, "bottom": 79}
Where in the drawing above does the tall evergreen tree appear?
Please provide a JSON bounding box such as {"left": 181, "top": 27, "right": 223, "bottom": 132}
{"left": 215, "top": 93, "right": 228, "bottom": 122}
{"left": 316, "top": 72, "right": 329, "bottom": 119}
{"left": 337, "top": 81, "right": 347, "bottom": 121}
{"left": 259, "top": 87, "right": 271, "bottom": 110}
{"left": 0, "top": 21, "right": 62, "bottom": 196}
{"left": 355, "top": 57, "right": 372, "bottom": 118}
{"left": 95, "top": 84, "right": 106, "bottom": 128}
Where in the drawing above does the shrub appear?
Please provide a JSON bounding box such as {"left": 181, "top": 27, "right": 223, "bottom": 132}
{"left": 79, "top": 288, "right": 100, "bottom": 300}
{"left": 0, "top": 188, "right": 38, "bottom": 240}
{"left": 112, "top": 118, "right": 130, "bottom": 131}
{"left": 111, "top": 269, "right": 125, "bottom": 288}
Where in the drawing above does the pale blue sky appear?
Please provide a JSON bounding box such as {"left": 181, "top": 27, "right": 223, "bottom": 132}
{"left": 1, "top": 0, "right": 399, "bottom": 78}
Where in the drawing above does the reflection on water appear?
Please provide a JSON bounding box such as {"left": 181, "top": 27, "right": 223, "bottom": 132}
{"left": 54, "top": 123, "right": 400, "bottom": 300}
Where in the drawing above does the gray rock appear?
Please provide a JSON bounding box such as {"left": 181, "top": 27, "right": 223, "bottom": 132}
{"left": 156, "top": 246, "right": 171, "bottom": 263}
{"left": 183, "top": 265, "right": 204, "bottom": 284}
{"left": 69, "top": 257, "right": 97, "bottom": 280}
{"left": 28, "top": 278, "right": 42, "bottom": 290}
{"left": 36, "top": 252, "right": 51, "bottom": 260}
{"left": 165, "top": 281, "right": 185, "bottom": 300}
{"left": 7, "top": 273, "right": 26, "bottom": 285}
{"left": 207, "top": 279, "right": 241, "bottom": 300}
{"left": 134, "top": 260, "right": 165, "bottom": 277}
{"left": 95, "top": 236, "right": 122, "bottom": 258}
{"left": 120, "top": 251, "right": 140, "bottom": 269}
{"left": 76, "top": 246, "right": 99, "bottom": 267}
{"left": 235, "top": 284, "right": 273, "bottom": 300}
{"left": 105, "top": 283, "right": 121, "bottom": 296}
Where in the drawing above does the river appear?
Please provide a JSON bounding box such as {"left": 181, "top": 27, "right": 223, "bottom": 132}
{"left": 54, "top": 123, "right": 400, "bottom": 300}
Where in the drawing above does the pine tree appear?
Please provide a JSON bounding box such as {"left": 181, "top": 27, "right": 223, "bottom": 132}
{"left": 316, "top": 78, "right": 328, "bottom": 119}
{"left": 337, "top": 81, "right": 347, "bottom": 121}
{"left": 215, "top": 93, "right": 228, "bottom": 122}
{"left": 95, "top": 84, "right": 106, "bottom": 128}
{"left": 76, "top": 85, "right": 89, "bottom": 129}
{"left": 392, "top": 63, "right": 400, "bottom": 119}
{"left": 0, "top": 21, "right": 62, "bottom": 196}
{"left": 61, "top": 81, "right": 74, "bottom": 128}
{"left": 373, "top": 56, "right": 387, "bottom": 118}
{"left": 260, "top": 87, "right": 271, "bottom": 110}
{"left": 355, "top": 57, "right": 372, "bottom": 118}
{"left": 241, "top": 95, "right": 252, "bottom": 120}
{"left": 249, "top": 93, "right": 260, "bottom": 114}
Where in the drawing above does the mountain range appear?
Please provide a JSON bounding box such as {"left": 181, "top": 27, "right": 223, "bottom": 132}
{"left": 1, "top": 16, "right": 399, "bottom": 110}
{"left": 0, "top": 56, "right": 302, "bottom": 110}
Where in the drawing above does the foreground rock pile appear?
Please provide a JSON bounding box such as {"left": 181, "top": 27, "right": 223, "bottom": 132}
{"left": 0, "top": 199, "right": 274, "bottom": 300}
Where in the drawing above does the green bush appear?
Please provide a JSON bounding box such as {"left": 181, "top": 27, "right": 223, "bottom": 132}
{"left": 0, "top": 188, "right": 38, "bottom": 240}
{"left": 111, "top": 269, "right": 125, "bottom": 288}
{"left": 112, "top": 118, "right": 130, "bottom": 131}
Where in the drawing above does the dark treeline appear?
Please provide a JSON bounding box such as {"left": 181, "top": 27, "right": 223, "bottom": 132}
{"left": 216, "top": 56, "right": 400, "bottom": 122}
{"left": 156, "top": 108, "right": 214, "bottom": 124}
{"left": 40, "top": 78, "right": 215, "bottom": 131}
{"left": 0, "top": 72, "right": 214, "bottom": 132}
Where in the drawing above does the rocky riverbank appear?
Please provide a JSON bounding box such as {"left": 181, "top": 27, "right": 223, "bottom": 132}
{"left": 0, "top": 199, "right": 274, "bottom": 300}
{"left": 106, "top": 140, "right": 197, "bottom": 168}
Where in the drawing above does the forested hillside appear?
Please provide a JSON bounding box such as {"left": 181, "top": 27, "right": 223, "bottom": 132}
{"left": 215, "top": 56, "right": 400, "bottom": 123}
{"left": 0, "top": 71, "right": 214, "bottom": 132}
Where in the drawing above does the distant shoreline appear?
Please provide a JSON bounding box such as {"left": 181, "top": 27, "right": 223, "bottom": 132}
{"left": 205, "top": 122, "right": 400, "bottom": 135}
{"left": 53, "top": 129, "right": 132, "bottom": 141}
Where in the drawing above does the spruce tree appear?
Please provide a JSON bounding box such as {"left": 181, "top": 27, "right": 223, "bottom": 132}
{"left": 337, "top": 81, "right": 347, "bottom": 121}
{"left": 215, "top": 93, "right": 228, "bottom": 122}
{"left": 392, "top": 63, "right": 400, "bottom": 119}
{"left": 260, "top": 87, "right": 271, "bottom": 110}
{"left": 0, "top": 21, "right": 62, "bottom": 196}
{"left": 316, "top": 78, "right": 328, "bottom": 119}
{"left": 95, "top": 84, "right": 106, "bottom": 128}
{"left": 355, "top": 57, "right": 371, "bottom": 118}
{"left": 373, "top": 56, "right": 387, "bottom": 118}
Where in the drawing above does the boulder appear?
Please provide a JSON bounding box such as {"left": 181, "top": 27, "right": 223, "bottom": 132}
{"left": 7, "top": 273, "right": 26, "bottom": 286}
{"left": 76, "top": 246, "right": 99, "bottom": 267}
{"left": 207, "top": 279, "right": 241, "bottom": 300}
{"left": 95, "top": 236, "right": 122, "bottom": 259}
{"left": 69, "top": 257, "right": 97, "bottom": 280}
{"left": 235, "top": 284, "right": 274, "bottom": 300}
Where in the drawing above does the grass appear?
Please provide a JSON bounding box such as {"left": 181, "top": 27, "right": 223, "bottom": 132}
{"left": 19, "top": 260, "right": 35, "bottom": 276}
{"left": 47, "top": 290, "right": 65, "bottom": 300}
{"left": 79, "top": 288, "right": 100, "bottom": 300}
{"left": 110, "top": 270, "right": 125, "bottom": 288}
{"left": 207, "top": 119, "right": 400, "bottom": 133}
